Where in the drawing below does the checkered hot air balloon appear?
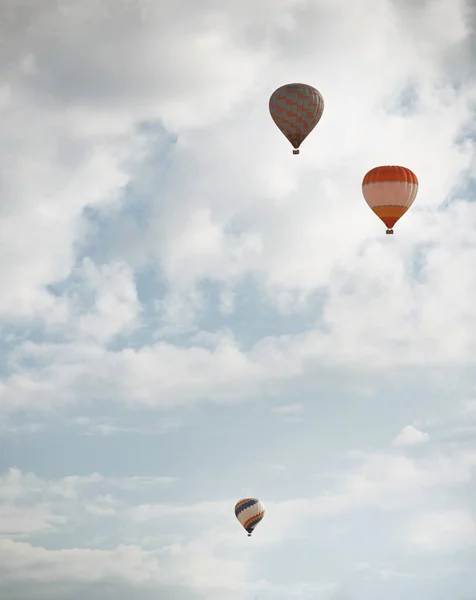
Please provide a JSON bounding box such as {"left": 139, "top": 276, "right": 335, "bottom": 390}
{"left": 269, "top": 83, "right": 324, "bottom": 155}
{"left": 362, "top": 165, "right": 419, "bottom": 234}
{"left": 234, "top": 498, "right": 265, "bottom": 537}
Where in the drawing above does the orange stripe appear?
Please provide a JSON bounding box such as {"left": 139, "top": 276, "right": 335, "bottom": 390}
{"left": 363, "top": 166, "right": 418, "bottom": 185}
{"left": 244, "top": 511, "right": 264, "bottom": 528}
{"left": 371, "top": 205, "right": 408, "bottom": 228}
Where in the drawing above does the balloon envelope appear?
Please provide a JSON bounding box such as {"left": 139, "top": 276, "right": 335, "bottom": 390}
{"left": 269, "top": 83, "right": 324, "bottom": 154}
{"left": 362, "top": 165, "right": 418, "bottom": 234}
{"left": 234, "top": 498, "right": 265, "bottom": 536}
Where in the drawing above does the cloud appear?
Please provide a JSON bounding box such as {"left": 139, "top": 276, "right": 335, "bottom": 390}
{"left": 273, "top": 403, "right": 304, "bottom": 415}
{"left": 71, "top": 258, "right": 142, "bottom": 345}
{"left": 6, "top": 440, "right": 473, "bottom": 541}
{"left": 0, "top": 468, "right": 176, "bottom": 500}
{"left": 404, "top": 510, "right": 476, "bottom": 551}
{"left": 0, "top": 505, "right": 66, "bottom": 537}
{"left": 0, "top": 467, "right": 251, "bottom": 597}
{"left": 462, "top": 399, "right": 476, "bottom": 413}
{"left": 0, "top": 421, "right": 45, "bottom": 435}
{"left": 0, "top": 468, "right": 178, "bottom": 537}
{"left": 392, "top": 425, "right": 430, "bottom": 446}
{"left": 0, "top": 538, "right": 246, "bottom": 591}
{"left": 107, "top": 476, "right": 178, "bottom": 491}
{"left": 0, "top": 0, "right": 474, "bottom": 420}
{"left": 1, "top": 0, "right": 476, "bottom": 598}
{"left": 71, "top": 415, "right": 181, "bottom": 436}
{"left": 1, "top": 422, "right": 475, "bottom": 596}
{"left": 84, "top": 495, "right": 119, "bottom": 517}
{"left": 125, "top": 444, "right": 476, "bottom": 547}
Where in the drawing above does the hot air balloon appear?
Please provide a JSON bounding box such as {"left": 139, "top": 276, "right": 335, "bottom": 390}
{"left": 269, "top": 83, "right": 324, "bottom": 155}
{"left": 362, "top": 165, "right": 419, "bottom": 234}
{"left": 234, "top": 498, "right": 265, "bottom": 537}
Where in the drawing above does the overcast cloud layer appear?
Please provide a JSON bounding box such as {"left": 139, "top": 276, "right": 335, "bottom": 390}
{"left": 0, "top": 0, "right": 476, "bottom": 598}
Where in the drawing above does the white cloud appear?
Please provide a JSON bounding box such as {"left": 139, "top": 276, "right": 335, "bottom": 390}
{"left": 219, "top": 289, "right": 235, "bottom": 315}
{"left": 126, "top": 446, "right": 476, "bottom": 545}
{"left": 71, "top": 415, "right": 181, "bottom": 436}
{"left": 336, "top": 449, "right": 476, "bottom": 506}
{"left": 0, "top": 0, "right": 474, "bottom": 418}
{"left": 73, "top": 259, "right": 142, "bottom": 344}
{"left": 0, "top": 0, "right": 476, "bottom": 597}
{"left": 462, "top": 399, "right": 476, "bottom": 413}
{"left": 0, "top": 505, "right": 66, "bottom": 537}
{"left": 0, "top": 421, "right": 45, "bottom": 435}
{"left": 0, "top": 432, "right": 475, "bottom": 594}
{"left": 107, "top": 476, "right": 178, "bottom": 491}
{"left": 0, "top": 336, "right": 272, "bottom": 413}
{"left": 0, "top": 467, "right": 250, "bottom": 595}
{"left": 264, "top": 463, "right": 288, "bottom": 472}
{"left": 0, "top": 468, "right": 175, "bottom": 501}
{"left": 0, "top": 538, "right": 246, "bottom": 591}
{"left": 273, "top": 403, "right": 304, "bottom": 415}
{"left": 392, "top": 425, "right": 430, "bottom": 446}
{"left": 0, "top": 468, "right": 178, "bottom": 537}
{"left": 85, "top": 495, "right": 120, "bottom": 517}
{"left": 404, "top": 510, "right": 476, "bottom": 551}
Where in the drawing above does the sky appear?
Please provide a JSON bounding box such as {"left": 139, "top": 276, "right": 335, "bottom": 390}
{"left": 0, "top": 0, "right": 476, "bottom": 598}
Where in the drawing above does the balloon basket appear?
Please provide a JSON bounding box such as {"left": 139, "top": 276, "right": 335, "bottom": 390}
{"left": 386, "top": 229, "right": 394, "bottom": 235}
{"left": 293, "top": 149, "right": 299, "bottom": 155}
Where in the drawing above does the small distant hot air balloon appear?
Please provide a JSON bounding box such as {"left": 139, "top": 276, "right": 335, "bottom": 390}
{"left": 269, "top": 83, "right": 324, "bottom": 155}
{"left": 362, "top": 165, "right": 419, "bottom": 234}
{"left": 234, "top": 498, "right": 265, "bottom": 537}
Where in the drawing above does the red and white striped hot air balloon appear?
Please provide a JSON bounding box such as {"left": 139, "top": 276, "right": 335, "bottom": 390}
{"left": 362, "top": 166, "right": 419, "bottom": 234}
{"left": 269, "top": 83, "right": 324, "bottom": 155}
